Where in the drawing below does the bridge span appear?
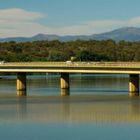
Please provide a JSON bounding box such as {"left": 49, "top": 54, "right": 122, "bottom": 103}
{"left": 0, "top": 62, "right": 140, "bottom": 96}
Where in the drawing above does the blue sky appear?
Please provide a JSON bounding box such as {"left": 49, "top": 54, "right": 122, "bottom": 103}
{"left": 0, "top": 0, "right": 140, "bottom": 37}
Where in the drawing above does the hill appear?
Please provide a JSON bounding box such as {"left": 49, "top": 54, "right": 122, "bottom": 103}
{"left": 1, "top": 27, "right": 140, "bottom": 42}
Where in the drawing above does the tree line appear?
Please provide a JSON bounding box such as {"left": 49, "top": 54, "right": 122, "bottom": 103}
{"left": 0, "top": 39, "right": 140, "bottom": 62}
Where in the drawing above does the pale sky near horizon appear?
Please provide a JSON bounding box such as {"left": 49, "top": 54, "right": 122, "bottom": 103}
{"left": 0, "top": 0, "right": 140, "bottom": 37}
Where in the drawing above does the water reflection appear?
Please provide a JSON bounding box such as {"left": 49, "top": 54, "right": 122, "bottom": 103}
{"left": 16, "top": 97, "right": 27, "bottom": 120}
{"left": 17, "top": 90, "right": 27, "bottom": 96}
{"left": 0, "top": 96, "right": 140, "bottom": 123}
{"left": 130, "top": 98, "right": 140, "bottom": 115}
{"left": 61, "top": 89, "right": 70, "bottom": 96}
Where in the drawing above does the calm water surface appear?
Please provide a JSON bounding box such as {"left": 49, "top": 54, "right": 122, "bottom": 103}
{"left": 0, "top": 74, "right": 140, "bottom": 140}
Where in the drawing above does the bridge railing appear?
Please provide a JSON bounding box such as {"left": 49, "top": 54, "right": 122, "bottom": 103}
{"left": 1, "top": 61, "right": 140, "bottom": 67}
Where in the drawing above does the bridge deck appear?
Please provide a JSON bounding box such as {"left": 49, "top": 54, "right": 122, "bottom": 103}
{"left": 0, "top": 62, "right": 140, "bottom": 74}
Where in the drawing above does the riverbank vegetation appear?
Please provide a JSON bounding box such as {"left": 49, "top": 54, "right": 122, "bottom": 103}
{"left": 0, "top": 40, "right": 140, "bottom": 62}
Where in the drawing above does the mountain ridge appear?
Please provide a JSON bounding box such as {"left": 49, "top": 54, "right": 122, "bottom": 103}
{"left": 1, "top": 27, "right": 140, "bottom": 42}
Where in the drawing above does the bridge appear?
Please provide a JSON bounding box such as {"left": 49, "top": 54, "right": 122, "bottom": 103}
{"left": 0, "top": 62, "right": 140, "bottom": 96}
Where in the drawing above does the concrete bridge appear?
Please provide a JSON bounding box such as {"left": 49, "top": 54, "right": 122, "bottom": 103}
{"left": 0, "top": 62, "right": 140, "bottom": 96}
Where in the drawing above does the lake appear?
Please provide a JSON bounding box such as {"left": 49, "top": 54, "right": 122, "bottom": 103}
{"left": 0, "top": 74, "right": 140, "bottom": 140}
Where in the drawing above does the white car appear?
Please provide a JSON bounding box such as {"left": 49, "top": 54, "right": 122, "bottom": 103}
{"left": 0, "top": 61, "right": 5, "bottom": 64}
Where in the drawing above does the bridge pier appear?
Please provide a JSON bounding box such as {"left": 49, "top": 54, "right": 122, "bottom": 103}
{"left": 60, "top": 73, "right": 70, "bottom": 96}
{"left": 129, "top": 74, "right": 139, "bottom": 96}
{"left": 17, "top": 72, "right": 27, "bottom": 96}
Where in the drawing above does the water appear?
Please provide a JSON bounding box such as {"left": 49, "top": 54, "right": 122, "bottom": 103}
{"left": 0, "top": 74, "right": 140, "bottom": 140}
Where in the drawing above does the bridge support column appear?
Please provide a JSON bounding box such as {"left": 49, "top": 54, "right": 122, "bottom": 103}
{"left": 60, "top": 73, "right": 69, "bottom": 96}
{"left": 129, "top": 74, "right": 139, "bottom": 96}
{"left": 17, "top": 72, "right": 27, "bottom": 96}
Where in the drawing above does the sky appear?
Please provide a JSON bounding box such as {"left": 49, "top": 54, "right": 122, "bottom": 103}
{"left": 0, "top": 0, "right": 140, "bottom": 37}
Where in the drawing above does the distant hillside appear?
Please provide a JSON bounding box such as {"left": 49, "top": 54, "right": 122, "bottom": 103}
{"left": 1, "top": 27, "right": 140, "bottom": 42}
{"left": 92, "top": 27, "right": 140, "bottom": 41}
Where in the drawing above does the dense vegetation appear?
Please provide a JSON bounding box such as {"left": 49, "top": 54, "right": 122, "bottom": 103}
{"left": 0, "top": 39, "right": 140, "bottom": 62}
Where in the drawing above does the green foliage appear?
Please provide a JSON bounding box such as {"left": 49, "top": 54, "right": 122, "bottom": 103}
{"left": 0, "top": 39, "right": 140, "bottom": 62}
{"left": 47, "top": 50, "right": 68, "bottom": 61}
{"left": 76, "top": 50, "right": 104, "bottom": 61}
